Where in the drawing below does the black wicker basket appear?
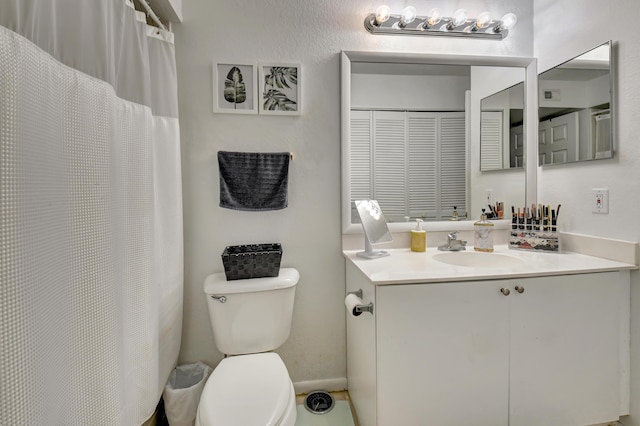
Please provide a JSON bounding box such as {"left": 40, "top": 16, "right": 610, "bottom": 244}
{"left": 221, "top": 243, "right": 282, "bottom": 280}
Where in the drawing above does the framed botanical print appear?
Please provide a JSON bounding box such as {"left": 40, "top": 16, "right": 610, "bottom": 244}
{"left": 213, "top": 62, "right": 258, "bottom": 114}
{"left": 259, "top": 63, "right": 301, "bottom": 116}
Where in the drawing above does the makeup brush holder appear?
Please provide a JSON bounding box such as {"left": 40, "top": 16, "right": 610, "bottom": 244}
{"left": 508, "top": 230, "right": 559, "bottom": 252}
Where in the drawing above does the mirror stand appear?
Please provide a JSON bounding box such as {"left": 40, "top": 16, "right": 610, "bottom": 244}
{"left": 357, "top": 236, "right": 390, "bottom": 259}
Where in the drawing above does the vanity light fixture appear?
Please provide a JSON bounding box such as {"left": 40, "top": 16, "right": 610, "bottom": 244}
{"left": 361, "top": 200, "right": 382, "bottom": 221}
{"left": 365, "top": 6, "right": 517, "bottom": 39}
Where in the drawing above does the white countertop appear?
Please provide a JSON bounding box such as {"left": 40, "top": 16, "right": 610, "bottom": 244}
{"left": 343, "top": 245, "right": 637, "bottom": 285}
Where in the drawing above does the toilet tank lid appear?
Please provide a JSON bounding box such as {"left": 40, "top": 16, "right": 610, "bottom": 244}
{"left": 204, "top": 267, "right": 299, "bottom": 295}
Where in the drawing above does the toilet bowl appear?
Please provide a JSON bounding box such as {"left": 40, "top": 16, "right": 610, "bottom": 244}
{"left": 196, "top": 353, "right": 296, "bottom": 426}
{"left": 197, "top": 268, "right": 300, "bottom": 425}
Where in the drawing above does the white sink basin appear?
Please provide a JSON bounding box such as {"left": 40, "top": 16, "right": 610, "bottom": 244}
{"left": 433, "top": 251, "right": 525, "bottom": 268}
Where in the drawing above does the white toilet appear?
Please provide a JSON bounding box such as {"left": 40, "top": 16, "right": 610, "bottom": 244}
{"left": 196, "top": 268, "right": 300, "bottom": 426}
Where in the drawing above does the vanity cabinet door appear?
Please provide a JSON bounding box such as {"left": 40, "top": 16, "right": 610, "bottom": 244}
{"left": 508, "top": 272, "right": 620, "bottom": 426}
{"left": 376, "top": 281, "right": 510, "bottom": 426}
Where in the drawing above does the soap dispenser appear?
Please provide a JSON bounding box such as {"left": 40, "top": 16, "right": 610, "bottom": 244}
{"left": 411, "top": 219, "right": 426, "bottom": 252}
{"left": 474, "top": 209, "right": 494, "bottom": 252}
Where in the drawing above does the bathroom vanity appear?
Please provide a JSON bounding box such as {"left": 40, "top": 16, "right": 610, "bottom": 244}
{"left": 344, "top": 245, "right": 636, "bottom": 426}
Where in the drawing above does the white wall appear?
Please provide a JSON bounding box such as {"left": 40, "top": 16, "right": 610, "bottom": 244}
{"left": 534, "top": 0, "right": 640, "bottom": 424}
{"left": 174, "top": 0, "right": 533, "bottom": 388}
{"left": 351, "top": 73, "right": 469, "bottom": 110}
{"left": 539, "top": 74, "right": 610, "bottom": 109}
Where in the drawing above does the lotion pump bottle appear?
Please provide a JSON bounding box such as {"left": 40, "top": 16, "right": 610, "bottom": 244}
{"left": 474, "top": 209, "right": 494, "bottom": 252}
{"left": 411, "top": 219, "right": 426, "bottom": 252}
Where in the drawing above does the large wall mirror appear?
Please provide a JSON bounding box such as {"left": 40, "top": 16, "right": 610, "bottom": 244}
{"left": 538, "top": 41, "right": 612, "bottom": 166}
{"left": 341, "top": 51, "right": 537, "bottom": 234}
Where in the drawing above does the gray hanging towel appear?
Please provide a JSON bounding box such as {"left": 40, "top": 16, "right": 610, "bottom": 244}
{"left": 218, "top": 151, "right": 290, "bottom": 211}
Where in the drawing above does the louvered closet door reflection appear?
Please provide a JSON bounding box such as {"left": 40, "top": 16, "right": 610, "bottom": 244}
{"left": 480, "top": 111, "right": 503, "bottom": 171}
{"left": 350, "top": 110, "right": 373, "bottom": 202}
{"left": 439, "top": 112, "right": 466, "bottom": 219}
{"left": 351, "top": 110, "right": 466, "bottom": 221}
{"left": 373, "top": 111, "right": 406, "bottom": 219}
{"left": 406, "top": 112, "right": 437, "bottom": 219}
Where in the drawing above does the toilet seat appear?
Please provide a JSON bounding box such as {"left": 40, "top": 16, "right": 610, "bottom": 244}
{"left": 196, "top": 352, "right": 296, "bottom": 426}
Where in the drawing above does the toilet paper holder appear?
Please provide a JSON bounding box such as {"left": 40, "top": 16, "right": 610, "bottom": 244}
{"left": 348, "top": 289, "right": 374, "bottom": 315}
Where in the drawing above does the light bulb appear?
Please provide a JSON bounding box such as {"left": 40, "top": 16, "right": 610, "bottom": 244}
{"left": 494, "top": 12, "right": 517, "bottom": 32}
{"left": 452, "top": 9, "right": 468, "bottom": 26}
{"left": 422, "top": 8, "right": 442, "bottom": 29}
{"left": 374, "top": 5, "right": 391, "bottom": 25}
{"left": 399, "top": 6, "right": 417, "bottom": 28}
{"left": 474, "top": 11, "right": 491, "bottom": 30}
{"left": 448, "top": 9, "right": 468, "bottom": 29}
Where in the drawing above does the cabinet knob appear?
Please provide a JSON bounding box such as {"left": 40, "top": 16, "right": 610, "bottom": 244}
{"left": 500, "top": 288, "right": 510, "bottom": 296}
{"left": 515, "top": 285, "right": 525, "bottom": 294}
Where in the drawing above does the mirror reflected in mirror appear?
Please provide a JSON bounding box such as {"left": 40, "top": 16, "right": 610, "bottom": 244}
{"left": 480, "top": 79, "right": 525, "bottom": 171}
{"left": 538, "top": 41, "right": 612, "bottom": 166}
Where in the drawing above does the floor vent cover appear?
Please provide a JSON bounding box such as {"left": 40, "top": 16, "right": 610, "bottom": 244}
{"left": 303, "top": 390, "right": 335, "bottom": 414}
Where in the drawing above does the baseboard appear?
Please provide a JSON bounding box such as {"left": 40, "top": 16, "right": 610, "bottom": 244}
{"left": 293, "top": 378, "right": 347, "bottom": 395}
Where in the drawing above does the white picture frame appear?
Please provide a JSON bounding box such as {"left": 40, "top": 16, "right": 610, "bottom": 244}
{"left": 259, "top": 62, "right": 301, "bottom": 116}
{"left": 213, "top": 62, "right": 258, "bottom": 114}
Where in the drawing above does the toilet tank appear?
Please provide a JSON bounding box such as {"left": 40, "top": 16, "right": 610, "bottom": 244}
{"left": 203, "top": 268, "right": 299, "bottom": 355}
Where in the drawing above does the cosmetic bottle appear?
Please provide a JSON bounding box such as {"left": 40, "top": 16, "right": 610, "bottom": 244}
{"left": 474, "top": 209, "right": 494, "bottom": 252}
{"left": 411, "top": 219, "right": 426, "bottom": 252}
{"left": 450, "top": 206, "right": 460, "bottom": 221}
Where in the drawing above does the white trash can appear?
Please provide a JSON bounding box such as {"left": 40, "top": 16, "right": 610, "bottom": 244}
{"left": 163, "top": 362, "right": 212, "bottom": 426}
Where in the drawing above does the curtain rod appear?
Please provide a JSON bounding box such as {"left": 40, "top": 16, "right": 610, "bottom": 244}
{"left": 137, "top": 0, "right": 167, "bottom": 31}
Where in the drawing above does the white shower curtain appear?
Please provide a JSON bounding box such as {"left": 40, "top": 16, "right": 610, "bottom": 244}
{"left": 0, "top": 1, "right": 183, "bottom": 424}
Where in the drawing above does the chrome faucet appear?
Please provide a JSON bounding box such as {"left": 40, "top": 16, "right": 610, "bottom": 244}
{"left": 438, "top": 232, "right": 467, "bottom": 251}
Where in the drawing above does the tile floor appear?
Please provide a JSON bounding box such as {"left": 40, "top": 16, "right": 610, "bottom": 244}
{"left": 154, "top": 390, "right": 357, "bottom": 425}
{"left": 293, "top": 395, "right": 621, "bottom": 426}
{"left": 295, "top": 391, "right": 358, "bottom": 426}
{"left": 152, "top": 393, "right": 623, "bottom": 426}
